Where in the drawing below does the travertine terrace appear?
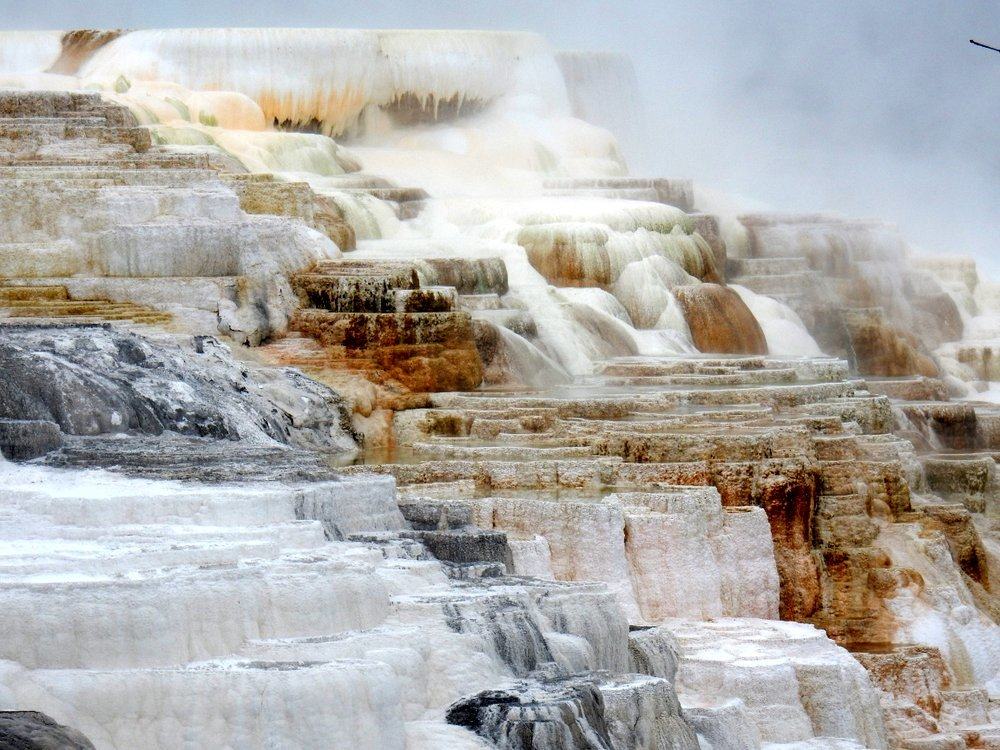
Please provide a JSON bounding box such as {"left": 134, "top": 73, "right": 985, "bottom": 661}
{"left": 0, "top": 27, "right": 997, "bottom": 750}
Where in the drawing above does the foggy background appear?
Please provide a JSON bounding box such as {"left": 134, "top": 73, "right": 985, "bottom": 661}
{"left": 4, "top": 0, "right": 997, "bottom": 275}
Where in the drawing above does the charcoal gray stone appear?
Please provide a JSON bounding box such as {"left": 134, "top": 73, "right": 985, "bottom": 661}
{"left": 446, "top": 677, "right": 613, "bottom": 749}
{"left": 0, "top": 710, "right": 96, "bottom": 750}
{"left": 402, "top": 529, "right": 513, "bottom": 568}
{"left": 43, "top": 434, "right": 341, "bottom": 483}
{"left": 0, "top": 324, "right": 357, "bottom": 454}
{"left": 399, "top": 500, "right": 474, "bottom": 530}
{"left": 0, "top": 419, "right": 63, "bottom": 461}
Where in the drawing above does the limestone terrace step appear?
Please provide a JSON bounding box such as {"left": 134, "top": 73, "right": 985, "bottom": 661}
{"left": 0, "top": 285, "right": 69, "bottom": 301}
{"left": 0, "top": 152, "right": 213, "bottom": 169}
{"left": 0, "top": 91, "right": 135, "bottom": 124}
{"left": 290, "top": 271, "right": 417, "bottom": 313}
{"left": 290, "top": 310, "right": 476, "bottom": 348}
{"left": 458, "top": 293, "right": 504, "bottom": 311}
{"left": 0, "top": 166, "right": 220, "bottom": 186}
{"left": 542, "top": 177, "right": 694, "bottom": 211}
{"left": 0, "top": 276, "right": 238, "bottom": 312}
{"left": 730, "top": 273, "right": 818, "bottom": 296}
{"left": 727, "top": 257, "right": 811, "bottom": 276}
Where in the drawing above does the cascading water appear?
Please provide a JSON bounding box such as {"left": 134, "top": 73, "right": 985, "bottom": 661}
{"left": 0, "top": 26, "right": 829, "bottom": 376}
{"left": 730, "top": 284, "right": 824, "bottom": 357}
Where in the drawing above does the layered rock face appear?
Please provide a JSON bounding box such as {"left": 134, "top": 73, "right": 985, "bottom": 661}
{"left": 377, "top": 353, "right": 1000, "bottom": 748}
{"left": 665, "top": 619, "right": 888, "bottom": 748}
{"left": 0, "top": 26, "right": 998, "bottom": 750}
{"left": 0, "top": 89, "right": 436, "bottom": 358}
{"left": 397, "top": 482, "right": 779, "bottom": 623}
{"left": 286, "top": 258, "right": 489, "bottom": 392}
{"left": 0, "top": 416, "right": 716, "bottom": 748}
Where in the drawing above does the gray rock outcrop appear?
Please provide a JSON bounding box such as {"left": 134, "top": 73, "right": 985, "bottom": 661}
{"left": 0, "top": 711, "right": 96, "bottom": 750}
{"left": 0, "top": 324, "right": 358, "bottom": 455}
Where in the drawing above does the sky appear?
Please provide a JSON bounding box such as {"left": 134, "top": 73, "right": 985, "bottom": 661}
{"left": 4, "top": 0, "right": 998, "bottom": 275}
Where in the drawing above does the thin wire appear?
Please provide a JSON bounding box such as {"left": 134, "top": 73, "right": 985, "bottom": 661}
{"left": 970, "top": 39, "right": 1000, "bottom": 53}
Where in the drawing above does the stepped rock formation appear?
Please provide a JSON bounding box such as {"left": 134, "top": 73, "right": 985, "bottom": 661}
{"left": 728, "top": 215, "right": 960, "bottom": 378}
{"left": 0, "top": 25, "right": 998, "bottom": 750}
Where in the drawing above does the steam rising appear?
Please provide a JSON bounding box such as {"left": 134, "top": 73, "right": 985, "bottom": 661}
{"left": 1, "top": 2, "right": 994, "bottom": 266}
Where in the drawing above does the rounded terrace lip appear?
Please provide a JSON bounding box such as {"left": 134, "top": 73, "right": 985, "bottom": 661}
{"left": 0, "top": 23, "right": 998, "bottom": 750}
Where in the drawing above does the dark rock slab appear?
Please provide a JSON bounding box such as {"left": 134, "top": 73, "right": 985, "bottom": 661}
{"left": 43, "top": 434, "right": 341, "bottom": 483}
{"left": 402, "top": 529, "right": 513, "bottom": 569}
{"left": 399, "top": 499, "right": 475, "bottom": 530}
{"left": 447, "top": 670, "right": 700, "bottom": 750}
{"left": 0, "top": 419, "right": 62, "bottom": 461}
{"left": 0, "top": 710, "right": 96, "bottom": 750}
{"left": 447, "top": 678, "right": 614, "bottom": 749}
{"left": 0, "top": 324, "right": 357, "bottom": 454}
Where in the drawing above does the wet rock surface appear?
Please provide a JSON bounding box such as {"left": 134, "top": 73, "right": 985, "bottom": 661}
{"left": 446, "top": 673, "right": 699, "bottom": 750}
{"left": 673, "top": 284, "right": 767, "bottom": 354}
{"left": 42, "top": 433, "right": 341, "bottom": 482}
